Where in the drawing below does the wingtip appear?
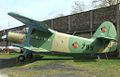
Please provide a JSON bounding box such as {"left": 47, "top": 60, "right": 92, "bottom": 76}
{"left": 8, "top": 12, "right": 14, "bottom": 15}
{"left": 8, "top": 12, "right": 18, "bottom": 16}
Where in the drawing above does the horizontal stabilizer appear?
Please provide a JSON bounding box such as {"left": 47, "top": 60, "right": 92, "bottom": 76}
{"left": 8, "top": 12, "right": 51, "bottom": 33}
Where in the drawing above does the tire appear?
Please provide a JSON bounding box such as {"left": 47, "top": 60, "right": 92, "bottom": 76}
{"left": 18, "top": 55, "right": 25, "bottom": 62}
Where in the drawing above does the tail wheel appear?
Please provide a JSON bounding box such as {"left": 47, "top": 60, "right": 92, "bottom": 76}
{"left": 18, "top": 55, "right": 25, "bottom": 62}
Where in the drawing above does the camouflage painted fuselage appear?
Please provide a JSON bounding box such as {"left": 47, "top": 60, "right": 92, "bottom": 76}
{"left": 29, "top": 29, "right": 117, "bottom": 54}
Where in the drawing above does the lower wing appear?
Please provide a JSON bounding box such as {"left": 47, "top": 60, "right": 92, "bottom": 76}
{"left": 13, "top": 44, "right": 49, "bottom": 52}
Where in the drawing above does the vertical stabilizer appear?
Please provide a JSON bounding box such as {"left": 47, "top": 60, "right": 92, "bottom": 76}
{"left": 93, "top": 21, "right": 117, "bottom": 41}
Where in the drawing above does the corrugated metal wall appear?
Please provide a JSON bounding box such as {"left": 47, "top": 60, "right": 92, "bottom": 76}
{"left": 43, "top": 4, "right": 119, "bottom": 38}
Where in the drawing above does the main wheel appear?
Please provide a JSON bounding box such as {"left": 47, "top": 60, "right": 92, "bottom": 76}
{"left": 18, "top": 55, "right": 25, "bottom": 62}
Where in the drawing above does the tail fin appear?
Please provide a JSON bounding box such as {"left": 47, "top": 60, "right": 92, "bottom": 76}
{"left": 93, "top": 21, "right": 117, "bottom": 41}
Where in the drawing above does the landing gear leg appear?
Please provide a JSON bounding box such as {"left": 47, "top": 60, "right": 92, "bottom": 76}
{"left": 25, "top": 52, "right": 33, "bottom": 62}
{"left": 97, "top": 55, "right": 100, "bottom": 59}
{"left": 16, "top": 50, "right": 33, "bottom": 63}
{"left": 105, "top": 53, "right": 108, "bottom": 60}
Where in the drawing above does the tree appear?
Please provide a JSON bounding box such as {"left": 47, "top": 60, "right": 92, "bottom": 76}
{"left": 92, "top": 0, "right": 120, "bottom": 8}
{"left": 71, "top": 1, "right": 85, "bottom": 14}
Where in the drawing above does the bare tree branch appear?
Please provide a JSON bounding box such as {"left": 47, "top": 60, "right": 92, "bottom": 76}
{"left": 71, "top": 1, "right": 85, "bottom": 14}
{"left": 92, "top": 0, "right": 120, "bottom": 8}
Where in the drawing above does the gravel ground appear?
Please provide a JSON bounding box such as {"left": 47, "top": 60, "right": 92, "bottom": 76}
{"left": 0, "top": 73, "right": 9, "bottom": 77}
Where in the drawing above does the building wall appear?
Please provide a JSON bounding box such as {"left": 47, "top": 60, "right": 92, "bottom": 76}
{"left": 43, "top": 4, "right": 118, "bottom": 38}
{"left": 0, "top": 26, "right": 25, "bottom": 46}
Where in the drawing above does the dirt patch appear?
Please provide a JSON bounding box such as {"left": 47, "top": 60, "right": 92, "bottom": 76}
{"left": 0, "top": 72, "right": 9, "bottom": 77}
{"left": 31, "top": 61, "right": 86, "bottom": 71}
{"left": 44, "top": 73, "right": 79, "bottom": 77}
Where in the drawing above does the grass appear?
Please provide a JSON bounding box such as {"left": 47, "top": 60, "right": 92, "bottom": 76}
{"left": 0, "top": 52, "right": 120, "bottom": 77}
{"left": 64, "top": 59, "right": 120, "bottom": 77}
{"left": 0, "top": 52, "right": 19, "bottom": 58}
{"left": 6, "top": 59, "right": 120, "bottom": 77}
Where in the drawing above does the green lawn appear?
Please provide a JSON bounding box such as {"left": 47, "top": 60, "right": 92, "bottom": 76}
{"left": 0, "top": 52, "right": 120, "bottom": 77}
{"left": 0, "top": 52, "right": 20, "bottom": 58}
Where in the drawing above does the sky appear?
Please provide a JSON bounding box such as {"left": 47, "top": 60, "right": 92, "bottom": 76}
{"left": 0, "top": 0, "right": 93, "bottom": 31}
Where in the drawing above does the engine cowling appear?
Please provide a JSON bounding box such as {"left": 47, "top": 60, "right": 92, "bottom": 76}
{"left": 7, "top": 32, "right": 26, "bottom": 44}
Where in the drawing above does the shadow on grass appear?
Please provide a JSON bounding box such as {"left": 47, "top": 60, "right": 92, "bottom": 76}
{"left": 0, "top": 56, "right": 40, "bottom": 69}
{"left": 33, "top": 55, "right": 98, "bottom": 62}
{"left": 34, "top": 54, "right": 120, "bottom": 62}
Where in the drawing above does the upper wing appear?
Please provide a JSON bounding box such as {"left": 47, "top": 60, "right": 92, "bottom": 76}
{"left": 8, "top": 12, "right": 51, "bottom": 33}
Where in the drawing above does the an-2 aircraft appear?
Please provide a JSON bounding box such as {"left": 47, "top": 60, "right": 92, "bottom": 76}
{"left": 5, "top": 12, "right": 118, "bottom": 62}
